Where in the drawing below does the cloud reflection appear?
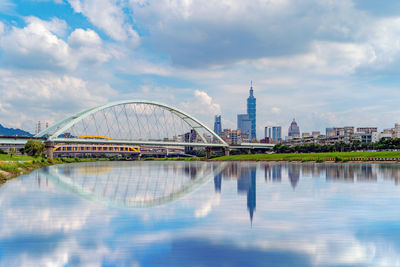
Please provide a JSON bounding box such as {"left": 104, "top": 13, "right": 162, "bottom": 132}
{"left": 1, "top": 162, "right": 400, "bottom": 266}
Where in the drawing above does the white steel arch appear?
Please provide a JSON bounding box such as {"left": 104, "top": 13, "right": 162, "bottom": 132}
{"left": 35, "top": 100, "right": 228, "bottom": 147}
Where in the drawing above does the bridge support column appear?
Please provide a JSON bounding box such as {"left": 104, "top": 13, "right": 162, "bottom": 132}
{"left": 45, "top": 141, "right": 54, "bottom": 159}
{"left": 206, "top": 147, "right": 212, "bottom": 159}
{"left": 224, "top": 147, "right": 230, "bottom": 156}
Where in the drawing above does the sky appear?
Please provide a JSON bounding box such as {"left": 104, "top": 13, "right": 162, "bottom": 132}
{"left": 1, "top": 0, "right": 400, "bottom": 137}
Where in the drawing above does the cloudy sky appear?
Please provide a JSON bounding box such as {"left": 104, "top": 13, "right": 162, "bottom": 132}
{"left": 1, "top": 0, "right": 400, "bottom": 137}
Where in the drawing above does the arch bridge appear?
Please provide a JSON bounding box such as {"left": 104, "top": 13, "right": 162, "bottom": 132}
{"left": 34, "top": 100, "right": 230, "bottom": 158}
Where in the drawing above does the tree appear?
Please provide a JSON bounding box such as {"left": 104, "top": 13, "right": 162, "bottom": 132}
{"left": 24, "top": 139, "right": 45, "bottom": 157}
{"left": 351, "top": 140, "right": 361, "bottom": 151}
{"left": 9, "top": 147, "right": 17, "bottom": 159}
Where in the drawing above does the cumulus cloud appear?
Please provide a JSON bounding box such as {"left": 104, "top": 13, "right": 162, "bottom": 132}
{"left": 0, "top": 17, "right": 71, "bottom": 70}
{"left": 0, "top": 70, "right": 117, "bottom": 131}
{"left": 68, "top": 28, "right": 112, "bottom": 65}
{"left": 67, "top": 0, "right": 140, "bottom": 44}
{"left": 179, "top": 90, "right": 221, "bottom": 126}
{"left": 0, "top": 18, "right": 112, "bottom": 70}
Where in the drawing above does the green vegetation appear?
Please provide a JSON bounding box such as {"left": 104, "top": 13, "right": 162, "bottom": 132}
{"left": 141, "top": 157, "right": 202, "bottom": 161}
{"left": 24, "top": 139, "right": 45, "bottom": 157}
{"left": 273, "top": 138, "right": 400, "bottom": 153}
{"left": 0, "top": 154, "right": 37, "bottom": 161}
{"left": 215, "top": 151, "right": 400, "bottom": 162}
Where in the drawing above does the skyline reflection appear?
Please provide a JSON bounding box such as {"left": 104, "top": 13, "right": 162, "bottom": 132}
{"left": 1, "top": 161, "right": 400, "bottom": 266}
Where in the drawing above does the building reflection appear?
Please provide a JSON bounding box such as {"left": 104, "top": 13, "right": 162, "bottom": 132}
{"left": 237, "top": 165, "right": 256, "bottom": 225}
{"left": 214, "top": 173, "right": 222, "bottom": 193}
{"left": 379, "top": 165, "right": 400, "bottom": 185}
{"left": 288, "top": 164, "right": 300, "bottom": 189}
{"left": 325, "top": 164, "right": 355, "bottom": 182}
{"left": 264, "top": 164, "right": 282, "bottom": 183}
{"left": 356, "top": 164, "right": 377, "bottom": 182}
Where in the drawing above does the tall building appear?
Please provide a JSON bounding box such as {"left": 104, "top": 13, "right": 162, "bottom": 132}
{"left": 214, "top": 115, "right": 222, "bottom": 134}
{"left": 247, "top": 82, "right": 256, "bottom": 140}
{"left": 237, "top": 114, "right": 251, "bottom": 137}
{"left": 265, "top": 126, "right": 282, "bottom": 143}
{"left": 288, "top": 119, "right": 300, "bottom": 137}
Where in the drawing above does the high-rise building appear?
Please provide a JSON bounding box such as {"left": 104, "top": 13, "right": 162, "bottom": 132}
{"left": 247, "top": 82, "right": 256, "bottom": 140}
{"left": 237, "top": 114, "right": 251, "bottom": 138}
{"left": 214, "top": 115, "right": 222, "bottom": 134}
{"left": 265, "top": 126, "right": 282, "bottom": 143}
{"left": 288, "top": 119, "right": 300, "bottom": 137}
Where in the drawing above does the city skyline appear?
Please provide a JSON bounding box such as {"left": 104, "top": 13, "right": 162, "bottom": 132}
{"left": 2, "top": 1, "right": 400, "bottom": 137}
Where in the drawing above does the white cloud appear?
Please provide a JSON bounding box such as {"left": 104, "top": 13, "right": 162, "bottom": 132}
{"left": 68, "top": 28, "right": 112, "bottom": 65}
{"left": 67, "top": 0, "right": 140, "bottom": 44}
{"left": 68, "top": 28, "right": 101, "bottom": 47}
{"left": 0, "top": 21, "right": 4, "bottom": 35}
{"left": 0, "top": 18, "right": 112, "bottom": 70}
{"left": 179, "top": 90, "right": 221, "bottom": 126}
{"left": 0, "top": 17, "right": 71, "bottom": 70}
{"left": 271, "top": 107, "right": 281, "bottom": 114}
{"left": 0, "top": 70, "right": 117, "bottom": 131}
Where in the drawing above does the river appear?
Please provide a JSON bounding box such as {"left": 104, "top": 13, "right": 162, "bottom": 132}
{"left": 1, "top": 161, "right": 400, "bottom": 266}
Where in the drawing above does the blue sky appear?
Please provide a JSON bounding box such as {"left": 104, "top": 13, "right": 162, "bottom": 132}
{"left": 1, "top": 0, "right": 400, "bottom": 137}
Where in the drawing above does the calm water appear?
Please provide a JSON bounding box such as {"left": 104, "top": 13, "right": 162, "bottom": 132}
{"left": 1, "top": 161, "right": 400, "bottom": 266}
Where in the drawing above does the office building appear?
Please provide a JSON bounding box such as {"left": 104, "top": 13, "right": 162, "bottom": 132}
{"left": 214, "top": 115, "right": 222, "bottom": 134}
{"left": 238, "top": 114, "right": 251, "bottom": 138}
{"left": 356, "top": 127, "right": 378, "bottom": 134}
{"left": 288, "top": 119, "right": 300, "bottom": 138}
{"left": 264, "top": 126, "right": 282, "bottom": 143}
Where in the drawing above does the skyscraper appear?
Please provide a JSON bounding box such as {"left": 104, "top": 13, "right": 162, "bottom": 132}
{"left": 247, "top": 82, "right": 256, "bottom": 140}
{"left": 237, "top": 114, "right": 251, "bottom": 140}
{"left": 265, "top": 126, "right": 282, "bottom": 143}
{"left": 214, "top": 115, "right": 222, "bottom": 134}
{"left": 288, "top": 119, "right": 300, "bottom": 137}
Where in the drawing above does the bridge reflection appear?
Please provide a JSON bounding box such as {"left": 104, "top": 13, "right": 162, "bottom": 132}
{"left": 27, "top": 162, "right": 400, "bottom": 226}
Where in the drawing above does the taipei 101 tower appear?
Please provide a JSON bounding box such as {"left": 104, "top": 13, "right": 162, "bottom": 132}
{"left": 247, "top": 81, "right": 256, "bottom": 140}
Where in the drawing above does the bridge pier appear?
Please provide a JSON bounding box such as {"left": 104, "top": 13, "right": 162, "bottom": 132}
{"left": 45, "top": 141, "right": 54, "bottom": 159}
{"left": 224, "top": 147, "right": 230, "bottom": 156}
{"left": 206, "top": 147, "right": 212, "bottom": 159}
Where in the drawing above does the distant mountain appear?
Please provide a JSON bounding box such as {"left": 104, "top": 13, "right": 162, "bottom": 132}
{"left": 0, "top": 124, "right": 33, "bottom": 137}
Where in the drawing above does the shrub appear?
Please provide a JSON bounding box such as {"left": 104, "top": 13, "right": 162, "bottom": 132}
{"left": 24, "top": 140, "right": 45, "bottom": 157}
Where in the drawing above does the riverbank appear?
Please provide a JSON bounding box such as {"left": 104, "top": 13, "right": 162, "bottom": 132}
{"left": 0, "top": 155, "right": 109, "bottom": 184}
{"left": 214, "top": 151, "right": 400, "bottom": 162}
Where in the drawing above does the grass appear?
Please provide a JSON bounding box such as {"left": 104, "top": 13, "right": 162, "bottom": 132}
{"left": 215, "top": 151, "right": 400, "bottom": 162}
{"left": 141, "top": 157, "right": 202, "bottom": 161}
{"left": 0, "top": 154, "right": 37, "bottom": 161}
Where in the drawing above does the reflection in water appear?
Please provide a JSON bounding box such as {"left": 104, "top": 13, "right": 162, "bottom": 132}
{"left": 45, "top": 161, "right": 224, "bottom": 208}
{"left": 2, "top": 161, "right": 400, "bottom": 266}
{"left": 214, "top": 173, "right": 222, "bottom": 193}
{"left": 288, "top": 164, "right": 300, "bottom": 189}
{"left": 265, "top": 164, "right": 282, "bottom": 183}
{"left": 237, "top": 165, "right": 257, "bottom": 224}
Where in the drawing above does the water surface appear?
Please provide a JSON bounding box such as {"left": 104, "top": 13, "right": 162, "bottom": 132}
{"left": 1, "top": 161, "right": 400, "bottom": 266}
